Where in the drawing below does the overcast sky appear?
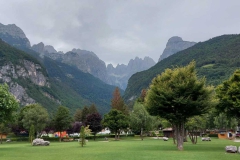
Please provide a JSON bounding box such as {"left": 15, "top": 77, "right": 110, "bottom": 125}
{"left": 1, "top": 0, "right": 240, "bottom": 66}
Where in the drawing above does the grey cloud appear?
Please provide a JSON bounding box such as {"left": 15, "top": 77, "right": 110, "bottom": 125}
{"left": 1, "top": 0, "right": 240, "bottom": 65}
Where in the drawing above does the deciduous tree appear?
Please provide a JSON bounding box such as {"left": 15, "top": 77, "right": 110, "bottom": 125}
{"left": 29, "top": 124, "right": 35, "bottom": 143}
{"left": 21, "top": 104, "right": 49, "bottom": 137}
{"left": 216, "top": 69, "right": 240, "bottom": 119}
{"left": 80, "top": 126, "right": 85, "bottom": 147}
{"left": 85, "top": 113, "right": 102, "bottom": 140}
{"left": 145, "top": 61, "right": 214, "bottom": 150}
{"left": 130, "top": 102, "right": 156, "bottom": 140}
{"left": 0, "top": 84, "right": 19, "bottom": 123}
{"left": 53, "top": 106, "right": 72, "bottom": 142}
{"left": 102, "top": 109, "right": 128, "bottom": 140}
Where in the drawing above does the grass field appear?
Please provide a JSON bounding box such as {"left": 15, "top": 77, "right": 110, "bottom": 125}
{"left": 0, "top": 137, "right": 239, "bottom": 160}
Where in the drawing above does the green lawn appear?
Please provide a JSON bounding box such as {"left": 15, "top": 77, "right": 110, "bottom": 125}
{"left": 0, "top": 137, "right": 239, "bottom": 160}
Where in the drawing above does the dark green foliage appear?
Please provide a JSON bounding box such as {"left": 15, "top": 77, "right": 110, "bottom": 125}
{"left": 0, "top": 83, "right": 19, "bottom": 123}
{"left": 0, "top": 38, "right": 121, "bottom": 115}
{"left": 21, "top": 104, "right": 49, "bottom": 135}
{"left": 74, "top": 109, "right": 82, "bottom": 122}
{"left": 81, "top": 106, "right": 89, "bottom": 122}
{"left": 145, "top": 62, "right": 214, "bottom": 150}
{"left": 53, "top": 106, "right": 72, "bottom": 142}
{"left": 124, "top": 34, "right": 240, "bottom": 100}
{"left": 145, "top": 62, "right": 214, "bottom": 123}
{"left": 102, "top": 109, "right": 129, "bottom": 140}
{"left": 42, "top": 56, "right": 118, "bottom": 115}
{"left": 216, "top": 69, "right": 240, "bottom": 119}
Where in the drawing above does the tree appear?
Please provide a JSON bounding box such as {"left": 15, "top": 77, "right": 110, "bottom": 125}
{"left": 21, "top": 104, "right": 49, "bottom": 137}
{"left": 74, "top": 109, "right": 82, "bottom": 122}
{"left": 0, "top": 84, "right": 19, "bottom": 123}
{"left": 186, "top": 116, "right": 206, "bottom": 144}
{"left": 88, "top": 104, "right": 98, "bottom": 114}
{"left": 216, "top": 69, "right": 240, "bottom": 119}
{"left": 102, "top": 109, "right": 128, "bottom": 140}
{"left": 81, "top": 106, "right": 89, "bottom": 122}
{"left": 71, "top": 121, "right": 83, "bottom": 133}
{"left": 130, "top": 102, "right": 156, "bottom": 140}
{"left": 213, "top": 113, "right": 237, "bottom": 130}
{"left": 29, "top": 124, "right": 35, "bottom": 143}
{"left": 0, "top": 123, "right": 10, "bottom": 144}
{"left": 80, "top": 126, "right": 85, "bottom": 147}
{"left": 145, "top": 61, "right": 214, "bottom": 150}
{"left": 85, "top": 113, "right": 102, "bottom": 140}
{"left": 53, "top": 106, "right": 72, "bottom": 142}
{"left": 111, "top": 87, "right": 128, "bottom": 114}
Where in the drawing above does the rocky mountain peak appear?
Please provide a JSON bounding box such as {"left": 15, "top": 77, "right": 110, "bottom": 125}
{"left": 0, "top": 23, "right": 31, "bottom": 48}
{"left": 168, "top": 36, "right": 183, "bottom": 43}
{"left": 72, "top": 48, "right": 97, "bottom": 58}
{"left": 158, "top": 36, "right": 196, "bottom": 61}
{"left": 0, "top": 23, "right": 28, "bottom": 39}
{"left": 32, "top": 42, "right": 45, "bottom": 54}
{"left": 107, "top": 56, "right": 156, "bottom": 90}
{"left": 44, "top": 45, "right": 57, "bottom": 53}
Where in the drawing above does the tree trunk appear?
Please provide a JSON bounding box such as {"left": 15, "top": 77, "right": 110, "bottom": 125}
{"left": 141, "top": 128, "right": 143, "bottom": 140}
{"left": 115, "top": 132, "right": 117, "bottom": 140}
{"left": 176, "top": 123, "right": 184, "bottom": 150}
{"left": 59, "top": 132, "right": 62, "bottom": 142}
{"left": 0, "top": 134, "right": 2, "bottom": 144}
{"left": 172, "top": 125, "right": 176, "bottom": 144}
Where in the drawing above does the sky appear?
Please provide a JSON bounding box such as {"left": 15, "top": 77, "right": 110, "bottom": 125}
{"left": 1, "top": 0, "right": 240, "bottom": 66}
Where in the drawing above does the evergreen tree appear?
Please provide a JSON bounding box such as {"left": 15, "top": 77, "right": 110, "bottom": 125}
{"left": 74, "top": 109, "right": 82, "bottom": 122}
{"left": 88, "top": 104, "right": 98, "bottom": 114}
{"left": 81, "top": 106, "right": 89, "bottom": 122}
{"left": 111, "top": 87, "right": 128, "bottom": 115}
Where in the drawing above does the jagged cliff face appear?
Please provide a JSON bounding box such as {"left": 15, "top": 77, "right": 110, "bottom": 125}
{"left": 0, "top": 60, "right": 47, "bottom": 106}
{"left": 107, "top": 57, "right": 156, "bottom": 90}
{"left": 32, "top": 42, "right": 109, "bottom": 83}
{"left": 158, "top": 36, "right": 196, "bottom": 61}
{"left": 0, "top": 23, "right": 31, "bottom": 48}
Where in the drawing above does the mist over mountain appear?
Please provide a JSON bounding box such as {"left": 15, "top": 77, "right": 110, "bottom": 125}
{"left": 107, "top": 57, "right": 156, "bottom": 89}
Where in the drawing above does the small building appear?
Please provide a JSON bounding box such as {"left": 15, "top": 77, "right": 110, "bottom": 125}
{"left": 218, "top": 130, "right": 234, "bottom": 139}
{"left": 162, "top": 128, "right": 174, "bottom": 138}
{"left": 0, "top": 133, "right": 7, "bottom": 139}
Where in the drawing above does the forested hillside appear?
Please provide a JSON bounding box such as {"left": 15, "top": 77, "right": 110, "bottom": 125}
{"left": 124, "top": 34, "right": 240, "bottom": 101}
{"left": 0, "top": 39, "right": 118, "bottom": 114}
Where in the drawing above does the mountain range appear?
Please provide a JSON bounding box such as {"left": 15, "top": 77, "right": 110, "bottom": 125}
{"left": 124, "top": 34, "right": 240, "bottom": 102}
{"left": 0, "top": 22, "right": 201, "bottom": 113}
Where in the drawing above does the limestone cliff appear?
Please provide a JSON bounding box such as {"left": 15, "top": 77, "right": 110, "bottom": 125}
{"left": 0, "top": 60, "right": 47, "bottom": 106}
{"left": 0, "top": 23, "right": 31, "bottom": 48}
{"left": 158, "top": 36, "right": 196, "bottom": 61}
